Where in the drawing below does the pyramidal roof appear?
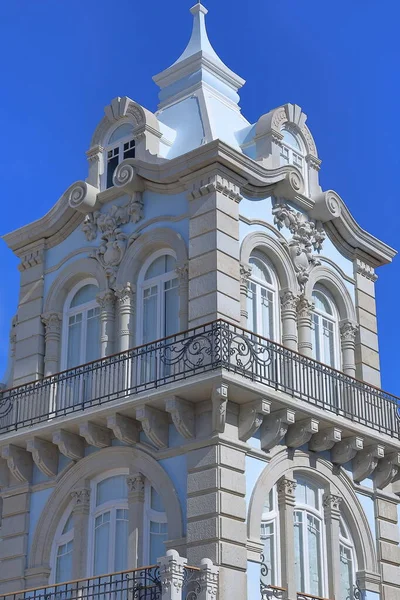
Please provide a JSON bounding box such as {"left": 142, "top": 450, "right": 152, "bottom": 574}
{"left": 153, "top": 3, "right": 245, "bottom": 110}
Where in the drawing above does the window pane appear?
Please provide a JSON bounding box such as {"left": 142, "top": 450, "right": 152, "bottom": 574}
{"left": 62, "top": 513, "right": 74, "bottom": 535}
{"left": 249, "top": 257, "right": 272, "bottom": 284}
{"left": 261, "top": 288, "right": 274, "bottom": 339}
{"left": 56, "top": 541, "right": 73, "bottom": 583}
{"left": 67, "top": 317, "right": 82, "bottom": 368}
{"left": 96, "top": 475, "right": 128, "bottom": 506}
{"left": 151, "top": 487, "right": 165, "bottom": 512}
{"left": 123, "top": 141, "right": 135, "bottom": 160}
{"left": 150, "top": 521, "right": 168, "bottom": 564}
{"left": 94, "top": 512, "right": 110, "bottom": 575}
{"left": 247, "top": 283, "right": 257, "bottom": 334}
{"left": 86, "top": 309, "right": 100, "bottom": 363}
{"left": 108, "top": 124, "right": 134, "bottom": 144}
{"left": 340, "top": 545, "right": 353, "bottom": 600}
{"left": 323, "top": 319, "right": 335, "bottom": 367}
{"left": 307, "top": 515, "right": 322, "bottom": 597}
{"left": 143, "top": 287, "right": 158, "bottom": 343}
{"left": 260, "top": 522, "right": 275, "bottom": 585}
{"left": 282, "top": 129, "right": 301, "bottom": 150}
{"left": 312, "top": 290, "right": 332, "bottom": 315}
{"left": 70, "top": 284, "right": 98, "bottom": 308}
{"left": 311, "top": 314, "right": 321, "bottom": 362}
{"left": 115, "top": 511, "right": 128, "bottom": 572}
{"left": 145, "top": 255, "right": 177, "bottom": 280}
{"left": 107, "top": 154, "right": 119, "bottom": 189}
{"left": 294, "top": 512, "right": 305, "bottom": 593}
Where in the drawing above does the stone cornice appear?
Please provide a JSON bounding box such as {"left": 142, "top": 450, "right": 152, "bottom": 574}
{"left": 3, "top": 139, "right": 396, "bottom": 266}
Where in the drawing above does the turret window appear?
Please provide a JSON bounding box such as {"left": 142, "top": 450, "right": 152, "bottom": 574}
{"left": 280, "top": 128, "right": 304, "bottom": 172}
{"left": 105, "top": 124, "right": 135, "bottom": 189}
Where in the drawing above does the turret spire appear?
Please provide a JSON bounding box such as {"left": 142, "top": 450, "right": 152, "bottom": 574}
{"left": 173, "top": 3, "right": 224, "bottom": 67}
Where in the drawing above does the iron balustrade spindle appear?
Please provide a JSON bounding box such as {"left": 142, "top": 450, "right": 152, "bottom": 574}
{"left": 0, "top": 320, "right": 398, "bottom": 438}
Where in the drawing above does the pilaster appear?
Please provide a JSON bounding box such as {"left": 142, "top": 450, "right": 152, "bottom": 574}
{"left": 176, "top": 263, "right": 189, "bottom": 330}
{"left": 115, "top": 283, "right": 135, "bottom": 352}
{"left": 127, "top": 473, "right": 145, "bottom": 568}
{"left": 323, "top": 493, "right": 342, "bottom": 600}
{"left": 41, "top": 312, "right": 62, "bottom": 376}
{"left": 96, "top": 289, "right": 116, "bottom": 357}
{"left": 280, "top": 290, "right": 299, "bottom": 351}
{"left": 375, "top": 494, "right": 400, "bottom": 600}
{"left": 296, "top": 296, "right": 314, "bottom": 358}
{"left": 277, "top": 476, "right": 297, "bottom": 600}
{"left": 186, "top": 442, "right": 247, "bottom": 599}
{"left": 70, "top": 487, "right": 91, "bottom": 579}
{"left": 239, "top": 263, "right": 252, "bottom": 327}
{"left": 187, "top": 171, "right": 243, "bottom": 327}
{"left": 353, "top": 257, "right": 381, "bottom": 386}
{"left": 0, "top": 486, "right": 30, "bottom": 593}
{"left": 339, "top": 319, "right": 358, "bottom": 378}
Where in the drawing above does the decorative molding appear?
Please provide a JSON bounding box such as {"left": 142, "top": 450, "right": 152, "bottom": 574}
{"left": 296, "top": 295, "right": 314, "bottom": 320}
{"left": 199, "top": 558, "right": 219, "bottom": 600}
{"left": 79, "top": 422, "right": 111, "bottom": 448}
{"left": 126, "top": 473, "right": 145, "bottom": 502}
{"left": 239, "top": 398, "right": 271, "bottom": 442}
{"left": 272, "top": 199, "right": 325, "bottom": 290}
{"left": 67, "top": 181, "right": 99, "bottom": 214}
{"left": 355, "top": 259, "right": 378, "bottom": 282}
{"left": 175, "top": 262, "right": 189, "bottom": 286}
{"left": 188, "top": 173, "right": 243, "bottom": 203}
{"left": 211, "top": 383, "right": 228, "bottom": 434}
{"left": 165, "top": 396, "right": 195, "bottom": 439}
{"left": 107, "top": 414, "right": 140, "bottom": 445}
{"left": 323, "top": 493, "right": 342, "bottom": 512}
{"left": 96, "top": 289, "right": 116, "bottom": 312}
{"left": 158, "top": 549, "right": 187, "bottom": 594}
{"left": 373, "top": 452, "right": 400, "bottom": 490}
{"left": 239, "top": 263, "right": 252, "bottom": 293}
{"left": 277, "top": 475, "right": 297, "bottom": 499}
{"left": 340, "top": 320, "right": 359, "bottom": 344}
{"left": 71, "top": 488, "right": 91, "bottom": 508}
{"left": 286, "top": 418, "right": 319, "bottom": 448}
{"left": 115, "top": 282, "right": 135, "bottom": 307}
{"left": 86, "top": 145, "right": 103, "bottom": 164}
{"left": 331, "top": 436, "right": 364, "bottom": 465}
{"left": 52, "top": 429, "right": 84, "bottom": 461}
{"left": 260, "top": 409, "right": 296, "bottom": 451}
{"left": 309, "top": 427, "right": 342, "bottom": 452}
{"left": 136, "top": 405, "right": 168, "bottom": 449}
{"left": 41, "top": 312, "right": 62, "bottom": 338}
{"left": 26, "top": 437, "right": 58, "bottom": 478}
{"left": 280, "top": 289, "right": 298, "bottom": 312}
{"left": 353, "top": 444, "right": 385, "bottom": 483}
{"left": 1, "top": 444, "right": 33, "bottom": 483}
{"left": 18, "top": 248, "right": 44, "bottom": 272}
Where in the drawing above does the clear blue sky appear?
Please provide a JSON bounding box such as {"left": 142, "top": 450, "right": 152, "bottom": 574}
{"left": 0, "top": 0, "right": 399, "bottom": 393}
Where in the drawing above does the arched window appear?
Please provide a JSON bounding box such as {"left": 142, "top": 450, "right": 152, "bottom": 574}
{"left": 294, "top": 478, "right": 326, "bottom": 597}
{"left": 105, "top": 123, "right": 135, "bottom": 189}
{"left": 280, "top": 127, "right": 304, "bottom": 173}
{"left": 311, "top": 285, "right": 340, "bottom": 368}
{"left": 138, "top": 252, "right": 179, "bottom": 344}
{"left": 247, "top": 251, "right": 279, "bottom": 341}
{"left": 145, "top": 485, "right": 168, "bottom": 564}
{"left": 62, "top": 281, "right": 100, "bottom": 370}
{"left": 51, "top": 507, "right": 74, "bottom": 583}
{"left": 339, "top": 518, "right": 356, "bottom": 600}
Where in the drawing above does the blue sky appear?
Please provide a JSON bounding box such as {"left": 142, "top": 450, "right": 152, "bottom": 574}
{"left": 0, "top": 0, "right": 399, "bottom": 394}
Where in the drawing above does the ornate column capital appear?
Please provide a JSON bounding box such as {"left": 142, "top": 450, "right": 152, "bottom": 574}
{"left": 280, "top": 289, "right": 299, "bottom": 313}
{"left": 239, "top": 263, "right": 252, "bottom": 293}
{"left": 86, "top": 145, "right": 104, "bottom": 163}
{"left": 96, "top": 289, "right": 116, "bottom": 312}
{"left": 115, "top": 283, "right": 135, "bottom": 308}
{"left": 277, "top": 475, "right": 297, "bottom": 506}
{"left": 41, "top": 312, "right": 62, "bottom": 339}
{"left": 175, "top": 262, "right": 189, "bottom": 286}
{"left": 296, "top": 295, "right": 314, "bottom": 320}
{"left": 127, "top": 473, "right": 145, "bottom": 502}
{"left": 339, "top": 319, "right": 359, "bottom": 346}
{"left": 71, "top": 488, "right": 91, "bottom": 514}
{"left": 323, "top": 492, "right": 342, "bottom": 518}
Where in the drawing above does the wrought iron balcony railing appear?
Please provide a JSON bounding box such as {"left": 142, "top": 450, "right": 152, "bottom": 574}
{"left": 0, "top": 319, "right": 399, "bottom": 438}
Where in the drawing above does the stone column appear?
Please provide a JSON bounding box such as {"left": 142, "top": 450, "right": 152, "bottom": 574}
{"left": 339, "top": 320, "right": 358, "bottom": 378}
{"left": 323, "top": 493, "right": 342, "bottom": 600}
{"left": 41, "top": 313, "right": 62, "bottom": 376}
{"left": 0, "top": 485, "right": 30, "bottom": 593}
{"left": 277, "top": 475, "right": 297, "bottom": 600}
{"left": 375, "top": 495, "right": 400, "bottom": 600}
{"left": 353, "top": 258, "right": 381, "bottom": 386}
{"left": 296, "top": 296, "right": 314, "bottom": 358}
{"left": 280, "top": 290, "right": 299, "bottom": 351}
{"left": 96, "top": 290, "right": 116, "bottom": 357}
{"left": 70, "top": 487, "right": 91, "bottom": 580}
{"left": 176, "top": 263, "right": 189, "bottom": 331}
{"left": 127, "top": 473, "right": 145, "bottom": 568}
{"left": 115, "top": 284, "right": 135, "bottom": 351}
{"left": 239, "top": 263, "right": 252, "bottom": 327}
{"left": 186, "top": 443, "right": 247, "bottom": 600}
{"left": 187, "top": 171, "right": 243, "bottom": 328}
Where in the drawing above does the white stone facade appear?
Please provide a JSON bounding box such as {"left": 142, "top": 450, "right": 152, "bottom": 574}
{"left": 0, "top": 5, "right": 399, "bottom": 600}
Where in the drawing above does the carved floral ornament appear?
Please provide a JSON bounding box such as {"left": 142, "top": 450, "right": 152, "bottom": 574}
{"left": 272, "top": 199, "right": 326, "bottom": 291}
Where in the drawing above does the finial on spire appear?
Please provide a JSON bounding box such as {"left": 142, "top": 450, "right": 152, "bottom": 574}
{"left": 173, "top": 2, "right": 223, "bottom": 66}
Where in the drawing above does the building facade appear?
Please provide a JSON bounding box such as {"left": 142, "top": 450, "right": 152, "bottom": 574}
{"left": 0, "top": 4, "right": 399, "bottom": 600}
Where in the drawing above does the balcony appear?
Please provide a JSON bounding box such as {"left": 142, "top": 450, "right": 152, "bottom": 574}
{"left": 0, "top": 320, "right": 399, "bottom": 441}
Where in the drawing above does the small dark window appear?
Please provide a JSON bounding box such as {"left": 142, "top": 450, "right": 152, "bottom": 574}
{"left": 123, "top": 139, "right": 135, "bottom": 159}
{"left": 106, "top": 147, "right": 119, "bottom": 189}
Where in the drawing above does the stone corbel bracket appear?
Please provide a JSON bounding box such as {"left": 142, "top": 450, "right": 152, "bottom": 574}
{"left": 353, "top": 444, "right": 385, "bottom": 483}
{"left": 239, "top": 398, "right": 271, "bottom": 442}
{"left": 211, "top": 383, "right": 229, "bottom": 434}
{"left": 79, "top": 422, "right": 111, "bottom": 448}
{"left": 286, "top": 418, "right": 319, "bottom": 448}
{"left": 113, "top": 160, "right": 145, "bottom": 195}
{"left": 261, "top": 408, "right": 296, "bottom": 451}
{"left": 136, "top": 405, "right": 168, "bottom": 449}
{"left": 165, "top": 396, "right": 195, "bottom": 439}
{"left": 331, "top": 436, "right": 364, "bottom": 465}
{"left": 1, "top": 444, "right": 33, "bottom": 483}
{"left": 373, "top": 452, "right": 400, "bottom": 490}
{"left": 107, "top": 413, "right": 140, "bottom": 445}
{"left": 309, "top": 427, "right": 342, "bottom": 452}
{"left": 66, "top": 181, "right": 100, "bottom": 214}
{"left": 52, "top": 430, "right": 85, "bottom": 461}
{"left": 26, "top": 437, "right": 58, "bottom": 478}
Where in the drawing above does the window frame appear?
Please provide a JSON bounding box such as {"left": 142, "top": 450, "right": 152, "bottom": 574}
{"left": 61, "top": 278, "right": 100, "bottom": 371}
{"left": 142, "top": 483, "right": 168, "bottom": 565}
{"left": 311, "top": 284, "right": 341, "bottom": 369}
{"left": 49, "top": 501, "right": 75, "bottom": 584}
{"left": 102, "top": 123, "right": 136, "bottom": 190}
{"left": 260, "top": 486, "right": 281, "bottom": 587}
{"left": 136, "top": 249, "right": 179, "bottom": 346}
{"left": 247, "top": 251, "right": 280, "bottom": 342}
